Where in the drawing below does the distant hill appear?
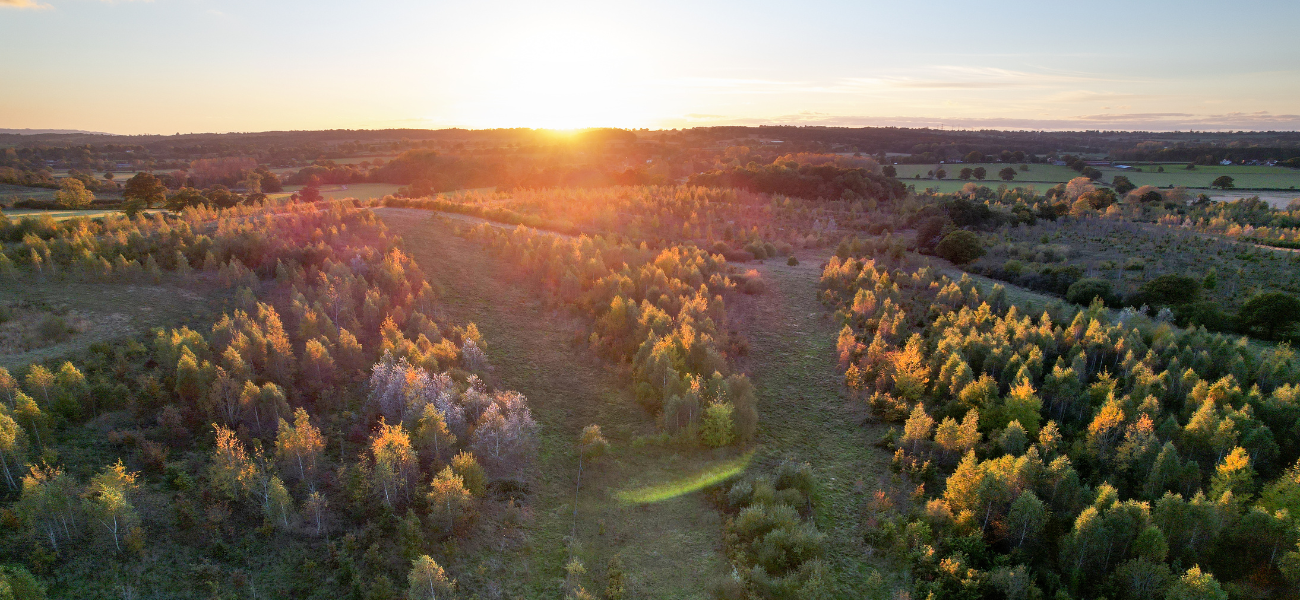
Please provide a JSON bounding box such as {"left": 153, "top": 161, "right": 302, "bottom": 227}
{"left": 0, "top": 128, "right": 116, "bottom": 135}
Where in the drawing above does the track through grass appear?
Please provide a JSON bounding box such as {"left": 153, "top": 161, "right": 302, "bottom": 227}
{"left": 730, "top": 252, "right": 898, "bottom": 595}
{"left": 377, "top": 209, "right": 730, "bottom": 599}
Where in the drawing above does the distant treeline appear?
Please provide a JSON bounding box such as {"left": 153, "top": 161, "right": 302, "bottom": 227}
{"left": 688, "top": 162, "right": 907, "bottom": 203}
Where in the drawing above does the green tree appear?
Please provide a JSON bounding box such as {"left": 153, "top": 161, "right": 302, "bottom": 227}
{"left": 936, "top": 230, "right": 985, "bottom": 264}
{"left": 54, "top": 178, "right": 94, "bottom": 209}
{"left": 700, "top": 401, "right": 736, "bottom": 447}
{"left": 1066, "top": 278, "right": 1116, "bottom": 306}
{"left": 1238, "top": 291, "right": 1300, "bottom": 339}
{"left": 1006, "top": 489, "right": 1046, "bottom": 548}
{"left": 1137, "top": 274, "right": 1201, "bottom": 307}
{"left": 1112, "top": 175, "right": 1136, "bottom": 194}
{"left": 1210, "top": 176, "right": 1234, "bottom": 190}
{"left": 973, "top": 167, "right": 987, "bottom": 180}
{"left": 85, "top": 459, "right": 139, "bottom": 552}
{"left": 999, "top": 167, "right": 1016, "bottom": 181}
{"left": 122, "top": 172, "right": 166, "bottom": 210}
{"left": 407, "top": 555, "right": 455, "bottom": 600}
{"left": 959, "top": 167, "right": 973, "bottom": 180}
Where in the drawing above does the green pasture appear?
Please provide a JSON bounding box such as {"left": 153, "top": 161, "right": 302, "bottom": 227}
{"left": 1107, "top": 164, "right": 1300, "bottom": 190}
{"left": 892, "top": 162, "right": 1082, "bottom": 183}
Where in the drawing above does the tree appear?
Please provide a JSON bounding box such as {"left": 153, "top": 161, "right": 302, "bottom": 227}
{"left": 371, "top": 418, "right": 418, "bottom": 508}
{"left": 1006, "top": 490, "right": 1047, "bottom": 548}
{"left": 936, "top": 230, "right": 985, "bottom": 264}
{"left": 208, "top": 423, "right": 257, "bottom": 500}
{"left": 1112, "top": 175, "right": 1136, "bottom": 195}
{"left": 0, "top": 411, "right": 26, "bottom": 491}
{"left": 999, "top": 167, "right": 1016, "bottom": 181}
{"left": 1238, "top": 292, "right": 1300, "bottom": 339}
{"left": 1137, "top": 274, "right": 1201, "bottom": 307}
{"left": 1066, "top": 278, "right": 1116, "bottom": 306}
{"left": 165, "top": 187, "right": 207, "bottom": 211}
{"left": 276, "top": 407, "right": 325, "bottom": 488}
{"left": 1165, "top": 565, "right": 1227, "bottom": 600}
{"left": 1210, "top": 176, "right": 1234, "bottom": 190}
{"left": 959, "top": 168, "right": 973, "bottom": 180}
{"left": 299, "top": 183, "right": 324, "bottom": 203}
{"left": 935, "top": 168, "right": 947, "bottom": 180}
{"left": 304, "top": 490, "right": 328, "bottom": 535}
{"left": 700, "top": 401, "right": 736, "bottom": 447}
{"left": 964, "top": 151, "right": 983, "bottom": 163}
{"left": 122, "top": 172, "right": 166, "bottom": 210}
{"left": 85, "top": 459, "right": 139, "bottom": 552}
{"left": 451, "top": 451, "right": 486, "bottom": 497}
{"left": 427, "top": 466, "right": 472, "bottom": 529}
{"left": 882, "top": 165, "right": 897, "bottom": 178}
{"left": 407, "top": 555, "right": 455, "bottom": 600}
{"left": 54, "top": 178, "right": 94, "bottom": 209}
{"left": 973, "top": 167, "right": 987, "bottom": 180}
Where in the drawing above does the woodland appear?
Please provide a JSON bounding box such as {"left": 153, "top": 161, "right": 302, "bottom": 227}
{"left": 0, "top": 132, "right": 1299, "bottom": 599}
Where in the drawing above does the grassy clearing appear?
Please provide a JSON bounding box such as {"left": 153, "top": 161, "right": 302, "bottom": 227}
{"left": 376, "top": 209, "right": 731, "bottom": 599}
{"left": 269, "top": 183, "right": 402, "bottom": 202}
{"left": 0, "top": 277, "right": 227, "bottom": 370}
{"left": 729, "top": 251, "right": 899, "bottom": 594}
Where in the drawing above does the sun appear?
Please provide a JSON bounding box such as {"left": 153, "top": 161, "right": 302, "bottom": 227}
{"left": 450, "top": 22, "right": 659, "bottom": 130}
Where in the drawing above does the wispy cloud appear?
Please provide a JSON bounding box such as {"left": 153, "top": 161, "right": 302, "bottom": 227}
{"left": 1, "top": 0, "right": 52, "bottom": 10}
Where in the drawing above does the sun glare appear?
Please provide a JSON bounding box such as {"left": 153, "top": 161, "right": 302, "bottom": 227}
{"left": 451, "top": 22, "right": 660, "bottom": 129}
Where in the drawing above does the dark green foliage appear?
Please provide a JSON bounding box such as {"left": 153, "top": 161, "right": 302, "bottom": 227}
{"left": 1111, "top": 175, "right": 1136, "bottom": 195}
{"left": 1238, "top": 291, "right": 1300, "bottom": 339}
{"left": 1134, "top": 274, "right": 1201, "bottom": 307}
{"left": 935, "top": 230, "right": 985, "bottom": 265}
{"left": 1211, "top": 175, "right": 1234, "bottom": 189}
{"left": 1065, "top": 278, "right": 1117, "bottom": 307}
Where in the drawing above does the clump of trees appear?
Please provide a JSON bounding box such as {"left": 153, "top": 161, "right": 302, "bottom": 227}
{"left": 822, "top": 247, "right": 1300, "bottom": 598}
{"left": 0, "top": 201, "right": 538, "bottom": 597}
{"left": 465, "top": 222, "right": 759, "bottom": 447}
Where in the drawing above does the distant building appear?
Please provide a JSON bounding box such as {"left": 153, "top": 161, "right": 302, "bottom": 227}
{"left": 1220, "top": 159, "right": 1233, "bottom": 166}
{"left": 1115, "top": 165, "right": 1133, "bottom": 170}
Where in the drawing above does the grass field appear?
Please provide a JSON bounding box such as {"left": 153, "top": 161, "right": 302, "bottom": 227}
{"left": 891, "top": 162, "right": 1300, "bottom": 205}
{"left": 270, "top": 182, "right": 402, "bottom": 202}
{"left": 376, "top": 209, "right": 732, "bottom": 598}
{"left": 0, "top": 276, "right": 228, "bottom": 370}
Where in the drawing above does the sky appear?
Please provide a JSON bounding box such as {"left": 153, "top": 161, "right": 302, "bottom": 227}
{"left": 2, "top": 0, "right": 1299, "bottom": 134}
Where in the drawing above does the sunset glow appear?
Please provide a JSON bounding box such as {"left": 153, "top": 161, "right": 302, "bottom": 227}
{"left": 2, "top": 0, "right": 1299, "bottom": 132}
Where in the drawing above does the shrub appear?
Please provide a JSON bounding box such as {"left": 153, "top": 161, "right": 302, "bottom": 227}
{"left": 787, "top": 256, "right": 799, "bottom": 266}
{"left": 1239, "top": 291, "right": 1300, "bottom": 339}
{"left": 37, "top": 314, "right": 74, "bottom": 342}
{"left": 1065, "top": 278, "right": 1117, "bottom": 306}
{"left": 1136, "top": 274, "right": 1201, "bottom": 307}
{"left": 935, "top": 230, "right": 984, "bottom": 264}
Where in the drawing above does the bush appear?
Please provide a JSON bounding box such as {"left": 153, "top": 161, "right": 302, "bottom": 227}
{"left": 37, "top": 314, "right": 74, "bottom": 342}
{"left": 1239, "top": 291, "right": 1300, "bottom": 339}
{"left": 1136, "top": 274, "right": 1201, "bottom": 307}
{"left": 935, "top": 230, "right": 984, "bottom": 264}
{"left": 787, "top": 256, "right": 799, "bottom": 266}
{"left": 1065, "top": 278, "right": 1117, "bottom": 307}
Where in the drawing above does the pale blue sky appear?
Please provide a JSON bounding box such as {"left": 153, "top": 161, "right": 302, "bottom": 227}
{"left": 2, "top": 0, "right": 1298, "bottom": 133}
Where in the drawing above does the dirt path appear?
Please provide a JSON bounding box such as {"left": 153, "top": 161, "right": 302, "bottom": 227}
{"left": 730, "top": 253, "right": 897, "bottom": 594}
{"left": 377, "top": 209, "right": 728, "bottom": 599}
